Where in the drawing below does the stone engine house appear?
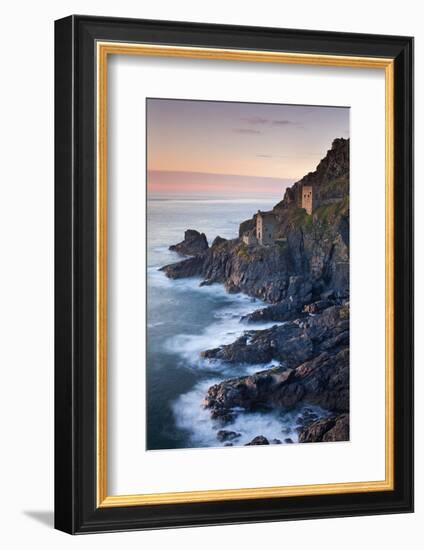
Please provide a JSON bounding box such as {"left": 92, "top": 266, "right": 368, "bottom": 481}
{"left": 301, "top": 185, "right": 314, "bottom": 215}
{"left": 256, "top": 210, "right": 277, "bottom": 246}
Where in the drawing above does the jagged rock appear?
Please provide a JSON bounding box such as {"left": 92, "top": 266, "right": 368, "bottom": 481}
{"left": 203, "top": 305, "right": 349, "bottom": 415}
{"left": 298, "top": 414, "right": 349, "bottom": 443}
{"left": 216, "top": 430, "right": 241, "bottom": 442}
{"left": 242, "top": 287, "right": 314, "bottom": 323}
{"left": 203, "top": 305, "right": 348, "bottom": 368}
{"left": 169, "top": 229, "right": 209, "bottom": 256}
{"left": 162, "top": 138, "right": 349, "bottom": 303}
{"left": 209, "top": 408, "right": 236, "bottom": 427}
{"left": 287, "top": 276, "right": 313, "bottom": 302}
{"left": 274, "top": 138, "right": 349, "bottom": 211}
{"left": 160, "top": 255, "right": 204, "bottom": 279}
{"left": 162, "top": 139, "right": 350, "bottom": 444}
{"left": 242, "top": 300, "right": 302, "bottom": 323}
{"left": 212, "top": 235, "right": 227, "bottom": 247}
{"left": 245, "top": 436, "right": 269, "bottom": 446}
{"left": 303, "top": 299, "right": 334, "bottom": 314}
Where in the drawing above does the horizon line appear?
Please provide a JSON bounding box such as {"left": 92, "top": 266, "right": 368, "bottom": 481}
{"left": 147, "top": 169, "right": 296, "bottom": 181}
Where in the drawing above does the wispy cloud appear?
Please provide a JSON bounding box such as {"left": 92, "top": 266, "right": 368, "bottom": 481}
{"left": 272, "top": 119, "right": 297, "bottom": 125}
{"left": 242, "top": 116, "right": 269, "bottom": 125}
{"left": 240, "top": 117, "right": 300, "bottom": 130}
{"left": 232, "top": 128, "right": 262, "bottom": 134}
{"left": 256, "top": 153, "right": 319, "bottom": 159}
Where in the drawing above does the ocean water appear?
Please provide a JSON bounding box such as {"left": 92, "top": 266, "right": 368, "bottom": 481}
{"left": 146, "top": 197, "right": 326, "bottom": 450}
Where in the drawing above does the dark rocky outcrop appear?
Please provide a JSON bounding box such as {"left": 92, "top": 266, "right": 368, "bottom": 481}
{"left": 298, "top": 414, "right": 349, "bottom": 443}
{"left": 169, "top": 229, "right": 209, "bottom": 256}
{"left": 212, "top": 235, "right": 227, "bottom": 248}
{"left": 242, "top": 296, "right": 336, "bottom": 324}
{"left": 203, "top": 304, "right": 348, "bottom": 366}
{"left": 160, "top": 254, "right": 205, "bottom": 279}
{"left": 161, "top": 138, "right": 350, "bottom": 444}
{"left": 303, "top": 299, "right": 334, "bottom": 314}
{"left": 162, "top": 138, "right": 349, "bottom": 305}
{"left": 245, "top": 435, "right": 269, "bottom": 445}
{"left": 274, "top": 138, "right": 349, "bottom": 211}
{"left": 202, "top": 304, "right": 349, "bottom": 421}
{"left": 216, "top": 430, "right": 241, "bottom": 442}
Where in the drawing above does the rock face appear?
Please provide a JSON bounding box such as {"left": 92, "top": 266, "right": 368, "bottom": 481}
{"left": 169, "top": 229, "right": 208, "bottom": 256}
{"left": 161, "top": 138, "right": 349, "bottom": 305}
{"left": 160, "top": 138, "right": 350, "bottom": 445}
{"left": 298, "top": 414, "right": 349, "bottom": 443}
{"left": 160, "top": 255, "right": 205, "bottom": 279}
{"left": 275, "top": 138, "right": 349, "bottom": 210}
{"left": 163, "top": 236, "right": 292, "bottom": 302}
{"left": 245, "top": 436, "right": 269, "bottom": 446}
{"left": 203, "top": 304, "right": 348, "bottom": 366}
{"left": 202, "top": 304, "right": 349, "bottom": 424}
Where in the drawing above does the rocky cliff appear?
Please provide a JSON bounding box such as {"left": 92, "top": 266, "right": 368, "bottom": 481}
{"left": 169, "top": 229, "right": 209, "bottom": 256}
{"left": 203, "top": 304, "right": 349, "bottom": 414}
{"left": 161, "top": 138, "right": 349, "bottom": 308}
{"left": 161, "top": 137, "right": 350, "bottom": 444}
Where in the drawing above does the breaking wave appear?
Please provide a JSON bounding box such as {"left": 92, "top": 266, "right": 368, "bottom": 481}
{"left": 172, "top": 379, "right": 328, "bottom": 448}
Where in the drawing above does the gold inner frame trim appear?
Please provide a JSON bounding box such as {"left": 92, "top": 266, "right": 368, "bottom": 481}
{"left": 96, "top": 41, "right": 395, "bottom": 508}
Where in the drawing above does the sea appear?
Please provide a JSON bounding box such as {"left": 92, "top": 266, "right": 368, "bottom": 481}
{"left": 146, "top": 197, "right": 326, "bottom": 450}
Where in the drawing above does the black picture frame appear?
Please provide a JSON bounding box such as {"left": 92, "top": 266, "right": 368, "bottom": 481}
{"left": 55, "top": 15, "right": 414, "bottom": 534}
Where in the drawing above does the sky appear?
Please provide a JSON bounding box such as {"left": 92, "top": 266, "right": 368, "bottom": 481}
{"left": 146, "top": 98, "right": 349, "bottom": 199}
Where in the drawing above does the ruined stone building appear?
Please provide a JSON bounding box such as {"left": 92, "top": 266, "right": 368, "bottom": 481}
{"left": 256, "top": 210, "right": 277, "bottom": 246}
{"left": 301, "top": 185, "right": 314, "bottom": 215}
{"left": 242, "top": 231, "right": 257, "bottom": 246}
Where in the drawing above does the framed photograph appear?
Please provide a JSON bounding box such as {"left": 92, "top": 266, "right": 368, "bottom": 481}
{"left": 54, "top": 15, "right": 413, "bottom": 534}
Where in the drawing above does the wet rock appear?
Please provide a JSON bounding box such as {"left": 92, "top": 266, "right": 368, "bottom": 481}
{"left": 169, "top": 229, "right": 208, "bottom": 256}
{"left": 160, "top": 255, "right": 205, "bottom": 279}
{"left": 245, "top": 436, "right": 269, "bottom": 446}
{"left": 284, "top": 438, "right": 294, "bottom": 444}
{"left": 203, "top": 305, "right": 349, "bottom": 417}
{"left": 201, "top": 321, "right": 314, "bottom": 366}
{"left": 298, "top": 414, "right": 349, "bottom": 443}
{"left": 162, "top": 139, "right": 351, "bottom": 441}
{"left": 209, "top": 408, "right": 236, "bottom": 427}
{"left": 216, "top": 430, "right": 241, "bottom": 442}
{"left": 204, "top": 304, "right": 348, "bottom": 368}
{"left": 242, "top": 300, "right": 304, "bottom": 323}
{"left": 271, "top": 438, "right": 282, "bottom": 444}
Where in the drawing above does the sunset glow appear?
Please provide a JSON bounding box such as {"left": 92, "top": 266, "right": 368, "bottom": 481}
{"left": 147, "top": 98, "right": 349, "bottom": 198}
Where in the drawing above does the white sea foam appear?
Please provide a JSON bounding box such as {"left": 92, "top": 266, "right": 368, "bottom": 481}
{"left": 172, "top": 379, "right": 327, "bottom": 448}
{"left": 147, "top": 321, "right": 165, "bottom": 328}
{"left": 149, "top": 263, "right": 314, "bottom": 450}
{"left": 147, "top": 197, "right": 306, "bottom": 450}
{"left": 163, "top": 291, "right": 280, "bottom": 368}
